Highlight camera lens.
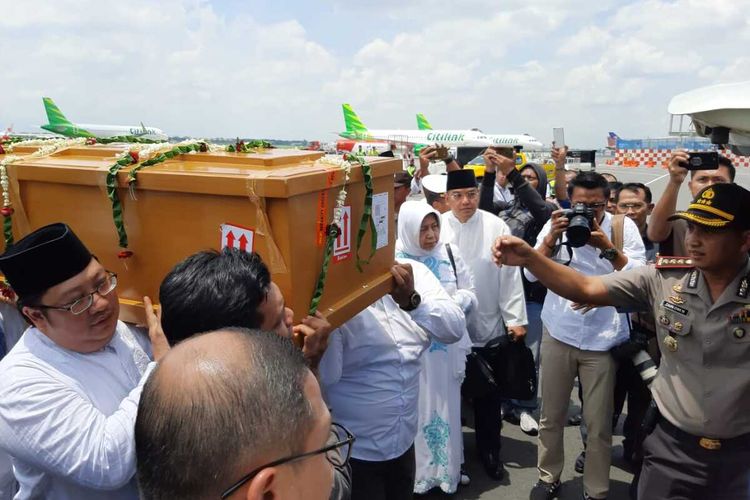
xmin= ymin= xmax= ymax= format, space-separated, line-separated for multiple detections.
xmin=566 ymin=215 xmax=591 ymax=247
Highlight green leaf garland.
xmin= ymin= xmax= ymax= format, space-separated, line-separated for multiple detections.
xmin=350 ymin=155 xmax=377 ymax=272
xmin=105 ymin=154 xmax=137 ymax=249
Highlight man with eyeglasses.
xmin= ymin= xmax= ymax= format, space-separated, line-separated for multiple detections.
xmin=612 ymin=182 xmax=659 ymax=497
xmin=0 ymin=222 xmax=168 ymax=499
xmin=527 ymin=172 xmax=646 ymax=500
xmin=136 ymin=328 xmax=350 ymax=500
xmin=615 ymin=183 xmax=657 ymax=265
xmin=440 ymin=168 xmax=528 ymax=480
xmin=648 ymin=152 xmax=735 ymax=256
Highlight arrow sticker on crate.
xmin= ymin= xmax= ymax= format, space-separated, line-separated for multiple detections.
xmin=333 ymin=205 xmax=352 ymax=263
xmin=221 ymin=223 xmax=255 ymax=254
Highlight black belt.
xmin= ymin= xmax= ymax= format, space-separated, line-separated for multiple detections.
xmin=657 ymin=417 xmax=750 ymax=451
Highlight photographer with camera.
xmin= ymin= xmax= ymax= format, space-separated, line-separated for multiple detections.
xmin=648 ymin=150 xmax=735 ymax=256
xmin=493 ymin=182 xmax=750 ymax=500
xmin=527 ymin=171 xmax=646 ymax=500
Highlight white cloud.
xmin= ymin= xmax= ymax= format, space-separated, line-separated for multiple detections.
xmin=1 ymin=0 xmax=749 ymax=147
xmin=557 ymin=26 xmax=612 ymax=56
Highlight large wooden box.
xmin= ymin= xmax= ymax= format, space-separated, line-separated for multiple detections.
xmin=3 ymin=145 xmax=400 ymax=327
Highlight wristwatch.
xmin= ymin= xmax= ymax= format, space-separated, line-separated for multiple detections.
xmin=400 ymin=291 xmax=422 ymax=311
xmin=600 ymin=248 xmax=618 ymax=261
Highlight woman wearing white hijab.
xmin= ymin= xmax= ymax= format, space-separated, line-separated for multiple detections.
xmin=397 ymin=200 xmax=476 ymax=494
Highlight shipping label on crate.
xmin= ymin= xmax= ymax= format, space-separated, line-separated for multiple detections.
xmin=333 ymin=205 xmax=352 ymax=263
xmin=220 ymin=223 xmax=255 ymax=253
xmin=372 ymin=192 xmax=389 ymax=250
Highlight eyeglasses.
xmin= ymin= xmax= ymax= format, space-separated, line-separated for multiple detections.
xmin=520 ymin=175 xmax=538 ymax=182
xmin=448 ymin=190 xmax=479 ymax=201
xmin=35 ymin=272 xmax=118 ymax=315
xmin=617 ymin=202 xmax=646 ymax=210
xmin=579 ymin=202 xmax=606 ymax=209
xmin=220 ymin=422 xmax=355 ymax=499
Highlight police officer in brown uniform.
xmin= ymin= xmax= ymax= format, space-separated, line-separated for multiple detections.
xmin=492 ymin=183 xmax=750 ymax=500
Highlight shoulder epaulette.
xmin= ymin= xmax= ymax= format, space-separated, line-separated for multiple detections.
xmin=654 ymin=255 xmax=694 ymax=269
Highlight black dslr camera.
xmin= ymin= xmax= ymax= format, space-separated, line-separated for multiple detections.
xmin=560 ymin=203 xmax=595 ymax=247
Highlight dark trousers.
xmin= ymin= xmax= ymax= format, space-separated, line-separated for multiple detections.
xmin=350 ymin=445 xmax=415 ymax=500
xmin=613 ymin=358 xmax=651 ymax=456
xmin=473 ymin=390 xmax=503 ymax=459
xmin=638 ymin=419 xmax=750 ymax=500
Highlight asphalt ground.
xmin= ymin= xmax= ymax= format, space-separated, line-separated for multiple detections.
xmin=413 ymin=162 xmax=750 ymax=499
xmin=592 ymin=161 xmax=750 ymax=208
xmin=418 ymin=388 xmax=634 ymax=500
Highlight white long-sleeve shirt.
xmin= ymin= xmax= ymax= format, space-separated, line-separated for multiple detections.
xmin=525 ymin=211 xmax=647 ymax=351
xmin=319 ymin=258 xmax=465 ymax=462
xmin=441 ymin=210 xmax=527 ymax=346
xmin=0 ymin=321 xmax=154 ymax=500
xmin=0 ymin=304 xmax=27 ymax=500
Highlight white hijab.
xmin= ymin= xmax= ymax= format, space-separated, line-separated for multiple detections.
xmin=396 ymin=200 xmax=442 ymax=258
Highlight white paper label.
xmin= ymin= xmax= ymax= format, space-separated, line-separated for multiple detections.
xmin=372 ymin=192 xmax=389 ymax=250
xmin=220 ymin=223 xmax=255 ymax=253
xmin=333 ymin=205 xmax=352 ymax=263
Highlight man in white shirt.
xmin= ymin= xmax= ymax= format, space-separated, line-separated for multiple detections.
xmin=0 ymin=302 xmax=27 ymax=499
xmin=0 ymin=223 xmax=167 ymax=499
xmin=440 ymin=168 xmax=528 ymax=480
xmin=319 ymin=260 xmax=465 ymax=500
xmin=526 ymin=172 xmax=646 ymax=500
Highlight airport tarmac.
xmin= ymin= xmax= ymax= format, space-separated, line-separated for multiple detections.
xmin=418 ymin=161 xmax=750 ymax=499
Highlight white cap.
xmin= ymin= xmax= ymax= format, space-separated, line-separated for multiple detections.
xmin=421 ymin=174 xmax=447 ymax=194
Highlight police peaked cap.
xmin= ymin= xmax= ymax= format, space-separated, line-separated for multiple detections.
xmin=669 ymin=184 xmax=750 ymax=230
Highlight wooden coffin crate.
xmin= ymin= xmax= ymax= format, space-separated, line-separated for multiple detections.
xmin=3 ymin=145 xmax=400 ymax=327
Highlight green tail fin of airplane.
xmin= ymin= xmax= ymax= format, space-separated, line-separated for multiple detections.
xmin=416 ymin=113 xmax=433 ymax=130
xmin=41 ymin=97 xmax=94 ymax=137
xmin=342 ymin=104 xmax=368 ymax=132
xmin=42 ymin=97 xmax=74 ymax=127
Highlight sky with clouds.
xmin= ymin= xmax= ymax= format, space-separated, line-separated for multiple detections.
xmin=1 ymin=0 xmax=749 ymax=148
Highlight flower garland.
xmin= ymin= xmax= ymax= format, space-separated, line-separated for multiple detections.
xmin=127 ymin=141 xmax=207 ymax=189
xmin=307 ymin=155 xmax=353 ymax=315
xmin=226 ymin=139 xmax=272 ymax=152
xmin=0 ymin=138 xmax=86 ymax=245
xmin=104 ymin=141 xmax=207 ymax=258
xmin=87 ymin=135 xmax=164 ymax=145
xmin=100 ymin=137 xmax=273 ymax=260
xmin=316 ymin=155 xmax=352 ymax=228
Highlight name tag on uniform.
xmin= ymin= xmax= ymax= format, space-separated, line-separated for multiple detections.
xmin=661 ymin=300 xmax=688 ymax=316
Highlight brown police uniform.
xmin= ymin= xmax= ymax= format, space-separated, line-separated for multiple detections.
xmin=598 ymin=184 xmax=750 ymax=500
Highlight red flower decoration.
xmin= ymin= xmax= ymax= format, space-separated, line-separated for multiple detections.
xmin=0 ymin=285 xmax=16 ymax=302
xmin=0 ymin=207 xmax=14 ymax=217
xmin=117 ymin=250 xmax=134 ymax=259
xmin=129 ymin=151 xmax=139 ymax=163
xmin=0 ymin=144 xmax=5 ymax=154
xmin=85 ymin=138 xmax=97 ymax=145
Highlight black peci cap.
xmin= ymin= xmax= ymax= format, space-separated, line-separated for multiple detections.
xmin=446 ymin=169 xmax=477 ymax=191
xmin=669 ymin=184 xmax=750 ymax=230
xmin=0 ymin=223 xmax=92 ymax=298
xmin=394 ymin=171 xmax=413 ymax=188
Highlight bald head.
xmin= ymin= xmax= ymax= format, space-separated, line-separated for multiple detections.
xmin=136 ymin=328 xmax=314 ymax=500
xmin=155 ymin=329 xmax=251 ymax=393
